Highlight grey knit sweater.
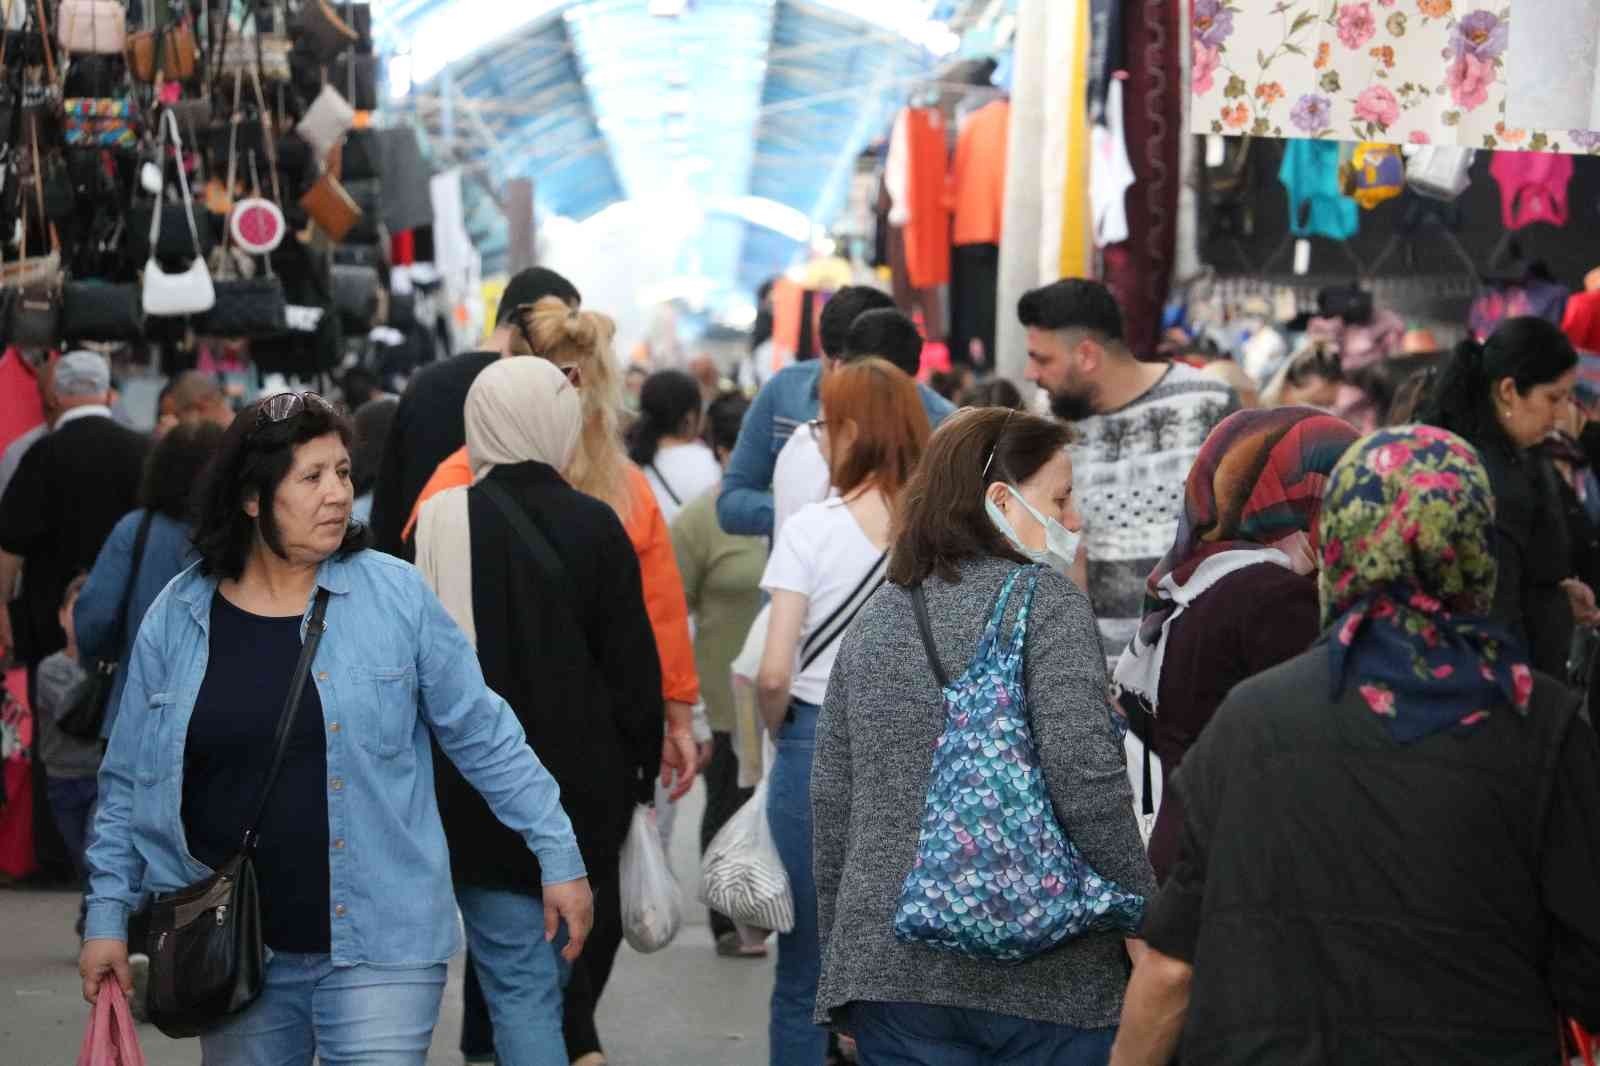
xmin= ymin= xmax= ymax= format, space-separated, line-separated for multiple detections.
xmin=812 ymin=555 xmax=1156 ymax=1029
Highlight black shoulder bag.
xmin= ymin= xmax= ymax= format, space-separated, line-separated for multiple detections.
xmin=59 ymin=511 xmax=155 ymax=740
xmin=145 ymin=588 xmax=330 ymax=1040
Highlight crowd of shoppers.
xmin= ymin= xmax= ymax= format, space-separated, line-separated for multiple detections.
xmin=0 ymin=265 xmax=1594 ymax=1066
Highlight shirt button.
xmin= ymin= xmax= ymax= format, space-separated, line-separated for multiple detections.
xmin=333 ymin=839 xmax=345 ymax=850
xmin=334 ymin=904 xmax=347 ymax=917
xmin=317 ymin=671 xmax=329 ymax=681
xmin=329 ymin=722 xmax=341 ymax=733
xmin=330 ymin=778 xmax=343 ymax=791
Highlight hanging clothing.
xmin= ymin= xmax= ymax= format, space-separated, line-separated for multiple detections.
xmin=903 ymin=108 xmax=952 ymax=291
xmin=1280 ymin=140 xmax=1358 ymax=241
xmin=950 ymin=243 xmax=1000 ymax=368
xmin=1090 ymin=78 xmax=1136 ymax=247
xmin=1489 ymin=151 xmax=1574 ymax=231
xmin=951 ymin=100 xmax=1010 ymax=247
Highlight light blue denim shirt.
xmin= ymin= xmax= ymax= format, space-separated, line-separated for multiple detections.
xmin=84 ymin=548 xmax=586 ymax=966
xmin=716 ymin=360 xmax=957 ymax=538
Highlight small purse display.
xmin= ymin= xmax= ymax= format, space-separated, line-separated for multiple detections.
xmin=56 ymin=0 xmax=124 ymax=55
xmin=142 ymin=109 xmax=215 ymax=316
xmin=295 ymin=82 xmax=354 ymax=163
xmin=145 ymin=590 xmax=329 ymax=1039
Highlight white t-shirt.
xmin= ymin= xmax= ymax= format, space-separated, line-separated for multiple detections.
xmin=643 ymin=441 xmax=721 ymax=528
xmin=772 ymin=423 xmax=834 ymax=540
xmin=761 ymin=498 xmax=888 ymax=707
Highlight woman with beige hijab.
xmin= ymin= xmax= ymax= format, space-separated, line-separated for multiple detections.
xmin=415 ymin=358 xmax=663 ymax=1066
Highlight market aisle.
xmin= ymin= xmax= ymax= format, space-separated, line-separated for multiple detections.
xmin=0 ymin=780 xmax=774 ymax=1065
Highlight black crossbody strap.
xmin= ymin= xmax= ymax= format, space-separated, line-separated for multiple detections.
xmin=243 ymin=587 xmax=329 ymax=850
xmin=114 ymin=510 xmax=156 ymax=649
xmin=800 ymin=551 xmax=887 ymax=670
xmin=477 ymin=478 xmax=576 ymax=604
xmin=648 ymin=463 xmax=681 ymax=507
xmin=910 ymin=583 xmax=950 ymax=690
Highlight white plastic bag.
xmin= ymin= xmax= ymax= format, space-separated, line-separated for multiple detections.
xmin=699 ymin=779 xmax=795 ymax=934
xmin=618 ymin=804 xmax=682 ymax=953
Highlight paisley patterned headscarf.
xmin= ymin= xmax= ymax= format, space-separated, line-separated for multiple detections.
xmin=1113 ymin=407 xmax=1359 ymax=725
xmin=1318 ymin=425 xmax=1533 ymax=742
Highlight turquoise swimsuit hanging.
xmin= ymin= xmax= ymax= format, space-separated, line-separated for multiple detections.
xmin=897 ymin=566 xmax=1145 ymax=963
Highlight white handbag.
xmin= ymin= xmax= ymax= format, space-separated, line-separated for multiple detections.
xmin=57 ymin=0 xmax=125 ymax=54
xmin=142 ymin=111 xmax=216 ymax=317
xmin=295 ymin=83 xmax=355 ymax=163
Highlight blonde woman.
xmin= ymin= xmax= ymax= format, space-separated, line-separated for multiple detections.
xmin=405 ymin=297 xmax=698 ymax=1065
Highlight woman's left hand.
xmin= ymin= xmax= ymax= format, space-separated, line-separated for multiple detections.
xmin=1561 ymin=578 xmax=1600 ymax=627
xmin=660 ymin=701 xmax=700 ymax=801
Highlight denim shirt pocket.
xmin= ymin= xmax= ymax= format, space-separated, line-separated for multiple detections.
xmin=136 ymin=692 xmax=178 ymax=786
xmin=345 ymin=665 xmax=418 ymax=759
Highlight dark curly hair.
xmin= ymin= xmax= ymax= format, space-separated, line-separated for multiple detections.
xmin=140 ymin=421 xmax=226 ymax=523
xmin=191 ymin=396 xmax=369 ymax=579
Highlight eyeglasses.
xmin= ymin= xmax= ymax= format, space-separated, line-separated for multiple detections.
xmin=981 ymin=409 xmax=1015 ymax=479
xmin=807 ymin=418 xmax=827 ymax=433
xmin=256 ymin=391 xmax=336 ymax=430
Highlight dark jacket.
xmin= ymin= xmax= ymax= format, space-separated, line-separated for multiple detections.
xmin=1477 ymin=439 xmax=1574 ymax=677
xmin=1143 ymin=649 xmax=1600 ymax=1064
xmin=431 ymin=462 xmax=663 ymax=894
xmin=0 ymin=413 xmax=147 ymax=665
xmin=366 ymin=351 xmax=496 ymax=555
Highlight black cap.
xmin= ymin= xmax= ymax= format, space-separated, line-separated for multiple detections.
xmin=494 ymin=267 xmax=583 ymax=327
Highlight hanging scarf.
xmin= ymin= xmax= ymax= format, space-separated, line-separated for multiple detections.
xmin=1319 ymin=426 xmax=1533 ymax=743
xmin=1113 ymin=407 xmax=1359 ymax=727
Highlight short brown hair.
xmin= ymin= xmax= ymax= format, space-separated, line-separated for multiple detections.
xmin=819 ymin=357 xmax=930 ymax=498
xmin=888 ymin=407 xmax=1074 ymax=586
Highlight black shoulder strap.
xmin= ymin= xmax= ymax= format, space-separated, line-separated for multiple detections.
xmin=114 ymin=510 xmax=157 ymax=646
xmin=910 ymin=583 xmax=950 ymax=690
xmin=800 ymin=550 xmax=887 ymax=670
xmin=243 ymin=587 xmax=330 ymax=851
xmin=476 ymin=477 xmax=575 ymax=604
xmin=648 ymin=463 xmax=681 ymax=507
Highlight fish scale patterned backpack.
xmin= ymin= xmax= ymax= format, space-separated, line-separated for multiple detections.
xmin=895 ymin=566 xmax=1145 ymax=962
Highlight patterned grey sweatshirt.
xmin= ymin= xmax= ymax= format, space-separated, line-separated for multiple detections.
xmin=812 ymin=555 xmax=1156 ymax=1029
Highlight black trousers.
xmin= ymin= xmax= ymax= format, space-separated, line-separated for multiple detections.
xmin=700 ymin=731 xmax=753 ymax=940
xmin=459 ymin=865 xmax=623 ymax=1062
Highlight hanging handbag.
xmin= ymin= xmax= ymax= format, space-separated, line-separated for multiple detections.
xmin=297 ymin=167 xmax=359 ymax=241
xmin=294 ymin=81 xmax=353 ymax=163
xmin=61 ymin=96 xmax=136 ymax=147
xmin=142 ymin=109 xmax=215 ymax=316
xmin=125 ymin=2 xmax=195 ymax=84
xmin=145 ymin=589 xmax=329 ymax=1040
xmin=18 ymin=0 xmax=61 ymax=143
xmin=200 ymin=139 xmax=286 ymax=338
xmin=329 ymin=260 xmax=377 ymax=331
xmin=56 ymin=0 xmax=124 ymax=55
xmin=330 ymin=51 xmax=375 ymax=111
xmin=375 ymin=126 xmax=432 ymax=233
xmin=2 ymin=121 xmax=63 ymax=346
xmin=341 ymin=175 xmax=380 ymax=243
xmin=58 ymin=512 xmax=152 ymax=740
xmin=62 ymin=276 xmax=144 ymax=340
xmin=339 ymin=127 xmax=378 ymax=182
xmin=293 ymin=0 xmax=355 ymax=63
xmin=61 ymin=50 xmax=121 ymax=96
xmin=220 ymin=69 xmax=285 ymax=254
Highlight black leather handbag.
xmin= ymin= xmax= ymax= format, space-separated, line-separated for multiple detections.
xmin=62 ymin=277 xmax=144 ymax=341
xmin=330 ymin=261 xmax=377 ymax=331
xmin=146 ymin=589 xmax=329 ymax=1039
xmin=197 ymin=274 xmax=287 ymax=337
xmin=58 ymin=511 xmax=152 ymax=740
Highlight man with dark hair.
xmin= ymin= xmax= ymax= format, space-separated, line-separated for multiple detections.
xmin=844 ymin=308 xmax=925 ymax=377
xmin=718 ymin=286 xmax=955 ymax=537
xmin=367 ymin=267 xmax=582 ymax=554
xmin=1018 ymin=279 xmax=1238 ymax=665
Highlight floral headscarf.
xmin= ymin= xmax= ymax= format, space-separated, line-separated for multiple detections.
xmin=1319 ymin=425 xmax=1533 ymax=743
xmin=1112 ymin=408 xmax=1359 ymax=726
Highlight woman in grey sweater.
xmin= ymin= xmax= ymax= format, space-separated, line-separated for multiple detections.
xmin=813 ymin=407 xmax=1156 ymax=1064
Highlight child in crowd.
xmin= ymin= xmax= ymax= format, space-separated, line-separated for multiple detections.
xmin=35 ymin=574 xmax=102 ymax=922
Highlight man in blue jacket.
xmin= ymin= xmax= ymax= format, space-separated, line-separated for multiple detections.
xmin=717 ymin=287 xmax=957 ymax=537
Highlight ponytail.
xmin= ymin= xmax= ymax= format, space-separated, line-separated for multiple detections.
xmin=627 ymin=369 xmax=703 ymax=467
xmin=1419 ymin=319 xmax=1576 ymax=448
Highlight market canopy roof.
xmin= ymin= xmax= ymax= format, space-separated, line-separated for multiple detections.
xmin=374 ymin=0 xmax=1003 ymax=304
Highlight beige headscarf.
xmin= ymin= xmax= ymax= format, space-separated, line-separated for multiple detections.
xmin=415 ymin=358 xmax=582 ymax=645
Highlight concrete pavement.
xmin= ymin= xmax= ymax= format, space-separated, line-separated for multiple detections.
xmin=0 ymin=782 xmax=776 ymax=1065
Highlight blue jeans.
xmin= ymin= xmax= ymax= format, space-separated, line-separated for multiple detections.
xmin=46 ymin=775 xmax=97 ymax=881
xmin=199 ymin=954 xmax=446 ymax=1065
xmin=768 ymin=699 xmax=827 ymax=1066
xmin=457 ymin=885 xmax=572 ymax=1066
xmin=850 ymin=1001 xmax=1117 ymax=1066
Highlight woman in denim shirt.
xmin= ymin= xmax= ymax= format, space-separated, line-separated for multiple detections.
xmin=78 ymin=394 xmax=593 ymax=1066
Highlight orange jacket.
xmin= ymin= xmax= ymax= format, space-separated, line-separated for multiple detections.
xmin=404 ymin=449 xmax=701 ymax=707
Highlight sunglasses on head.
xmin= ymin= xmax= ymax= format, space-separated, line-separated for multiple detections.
xmin=255 ymin=391 xmax=337 ymax=430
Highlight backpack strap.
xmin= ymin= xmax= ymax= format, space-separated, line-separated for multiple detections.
xmin=910 ymin=583 xmax=950 ymax=690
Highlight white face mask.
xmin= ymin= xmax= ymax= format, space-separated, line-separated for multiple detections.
xmin=986 ymin=484 xmax=1081 ymax=575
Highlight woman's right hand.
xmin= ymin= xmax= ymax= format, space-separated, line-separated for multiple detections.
xmin=79 ymin=938 xmax=132 ymax=1006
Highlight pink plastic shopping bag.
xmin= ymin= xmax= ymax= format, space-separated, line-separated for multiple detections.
xmin=77 ymin=981 xmax=146 ymax=1066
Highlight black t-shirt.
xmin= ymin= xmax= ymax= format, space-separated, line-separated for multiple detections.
xmin=0 ymin=414 xmax=148 ymax=665
xmin=366 ymin=351 xmax=497 ymax=555
xmin=182 ymin=592 xmax=331 ymax=954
